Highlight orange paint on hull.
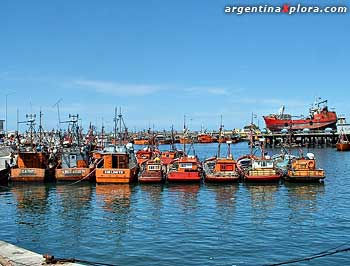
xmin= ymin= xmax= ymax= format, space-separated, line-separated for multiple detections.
xmin=167 ymin=171 xmax=201 ymax=182
xmin=11 ymin=168 xmax=46 ymax=182
xmin=56 ymin=168 xmax=93 ymax=182
xmin=96 ymin=167 xmax=138 ymax=183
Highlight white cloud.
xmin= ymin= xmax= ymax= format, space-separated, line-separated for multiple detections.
xmin=72 ymin=79 xmax=164 ymax=96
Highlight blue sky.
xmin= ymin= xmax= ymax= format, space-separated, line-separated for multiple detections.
xmin=1 ymin=0 xmax=349 ymax=132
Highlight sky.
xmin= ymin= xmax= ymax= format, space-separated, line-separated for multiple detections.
xmin=1 ymin=0 xmax=349 ymax=132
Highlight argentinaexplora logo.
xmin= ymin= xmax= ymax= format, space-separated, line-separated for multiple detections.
xmin=224 ymin=4 xmax=348 ymax=15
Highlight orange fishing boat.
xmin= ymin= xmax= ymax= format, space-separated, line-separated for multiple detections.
xmin=95 ymin=108 xmax=139 ymax=184
xmin=197 ymin=133 xmax=213 ymax=143
xmin=11 ymin=113 xmax=56 ymax=182
xmin=204 ymin=119 xmax=239 ymax=182
xmin=138 ymin=158 xmax=164 ymax=183
xmin=56 ymin=114 xmax=95 ymax=182
xmin=11 ymin=151 xmax=55 ymax=182
xmin=336 ymin=130 xmax=350 ymax=151
xmin=285 ymin=153 xmax=325 ymax=182
xmin=134 ymin=138 xmax=149 ymax=145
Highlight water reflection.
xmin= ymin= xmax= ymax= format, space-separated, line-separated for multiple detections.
xmin=139 ymin=184 xmax=164 ymax=210
xmin=285 ymin=182 xmax=325 ymax=224
xmin=245 ymin=183 xmax=280 ymax=224
xmin=95 ymin=184 xmax=132 ymax=213
xmin=167 ymin=184 xmax=200 ymax=212
xmin=11 ymin=183 xmax=51 ymax=215
xmin=205 ymin=183 xmax=238 ymax=221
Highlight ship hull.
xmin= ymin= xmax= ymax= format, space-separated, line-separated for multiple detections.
xmin=10 ymin=168 xmax=54 ymax=182
xmin=167 ymin=171 xmax=201 ymax=182
xmin=285 ymin=170 xmax=325 ymax=182
xmin=95 ymin=167 xmax=138 ymax=183
xmin=336 ymin=143 xmax=350 ymax=151
xmin=244 ymin=174 xmax=281 ymax=182
xmin=205 ymin=174 xmax=240 ymax=182
xmin=56 ymin=168 xmax=94 ymax=182
xmin=264 ymin=114 xmax=337 ymax=132
xmin=139 ymin=171 xmax=164 ymax=183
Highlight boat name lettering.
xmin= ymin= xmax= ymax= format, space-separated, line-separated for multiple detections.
xmin=104 ymin=170 xmax=125 ymax=174
xmin=63 ymin=169 xmax=85 ymax=175
xmin=20 ymin=169 xmax=36 ymax=175
xmin=179 ymin=163 xmax=193 ymax=169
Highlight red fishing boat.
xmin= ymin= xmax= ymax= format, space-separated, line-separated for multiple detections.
xmin=167 ymin=156 xmax=202 ymax=182
xmin=263 ymin=98 xmax=337 ymax=132
xmin=167 ymin=116 xmax=202 ymax=182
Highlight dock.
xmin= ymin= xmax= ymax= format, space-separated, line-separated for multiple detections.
xmin=260 ymin=131 xmax=339 ymax=148
xmin=0 ymin=241 xmax=83 ymax=266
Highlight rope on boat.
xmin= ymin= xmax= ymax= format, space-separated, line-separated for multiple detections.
xmin=67 ymin=158 xmax=104 ymax=186
xmin=263 ymin=241 xmax=350 ymax=266
xmin=43 ymin=253 xmax=119 ymax=266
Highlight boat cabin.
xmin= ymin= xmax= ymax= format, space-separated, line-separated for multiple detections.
xmin=176 ymin=157 xmax=199 ymax=172
xmin=214 ymin=158 xmax=236 ymax=172
xmin=291 ymin=159 xmax=316 ymax=170
xmin=17 ymin=152 xmax=47 ymax=169
xmin=61 ymin=150 xmax=88 ymax=169
xmin=252 ymin=159 xmax=274 ymax=170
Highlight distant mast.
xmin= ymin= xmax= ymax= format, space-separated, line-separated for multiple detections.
xmin=218 ymin=115 xmax=223 ymax=158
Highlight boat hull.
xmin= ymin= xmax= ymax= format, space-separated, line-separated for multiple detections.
xmin=244 ymin=174 xmax=281 ymax=182
xmin=264 ymin=113 xmax=337 ymax=132
xmin=0 ymin=168 xmax=10 ymax=184
xmin=11 ymin=168 xmax=47 ymax=182
xmin=167 ymin=171 xmax=201 ymax=182
xmin=138 ymin=171 xmax=164 ymax=183
xmin=95 ymin=167 xmax=138 ymax=183
xmin=285 ymin=170 xmax=325 ymax=182
xmin=336 ymin=143 xmax=350 ymax=151
xmin=205 ymin=174 xmax=240 ymax=182
xmin=56 ymin=168 xmax=94 ymax=182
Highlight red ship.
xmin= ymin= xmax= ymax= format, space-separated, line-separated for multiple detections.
xmin=263 ymin=98 xmax=337 ymax=131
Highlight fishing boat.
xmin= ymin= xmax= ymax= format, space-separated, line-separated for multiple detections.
xmin=138 ymin=157 xmax=165 ymax=183
xmin=56 ymin=114 xmax=94 ymax=182
xmin=11 ymin=113 xmax=57 ymax=182
xmin=285 ymin=153 xmax=325 ymax=182
xmin=237 ymin=126 xmax=281 ymax=182
xmin=167 ymin=117 xmax=202 ymax=182
xmin=336 ymin=129 xmax=350 ymax=151
xmin=203 ymin=117 xmax=239 ymax=182
xmin=264 ymin=97 xmax=337 ymax=132
xmin=95 ymin=108 xmax=138 ymax=184
xmin=197 ymin=133 xmax=213 ymax=143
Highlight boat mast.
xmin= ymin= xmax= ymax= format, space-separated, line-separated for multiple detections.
xmin=38 ymin=110 xmax=43 ymax=147
xmin=218 ymin=115 xmax=223 ymax=158
xmin=250 ymin=113 xmax=254 ymax=155
xmin=118 ymin=107 xmax=123 ymax=146
xmin=183 ymin=115 xmax=186 ymax=155
xmin=114 ymin=107 xmax=118 ymax=151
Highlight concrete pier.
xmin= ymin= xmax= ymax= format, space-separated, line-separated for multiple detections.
xmin=0 ymin=241 xmax=83 ymax=266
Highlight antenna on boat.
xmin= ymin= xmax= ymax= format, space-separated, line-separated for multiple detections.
xmin=52 ymin=98 xmax=63 ymax=130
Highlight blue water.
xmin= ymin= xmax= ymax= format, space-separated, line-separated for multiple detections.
xmin=1 ymin=142 xmax=350 ymax=266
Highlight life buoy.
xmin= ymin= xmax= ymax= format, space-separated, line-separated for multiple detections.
xmin=308 ymin=160 xmax=315 ymax=169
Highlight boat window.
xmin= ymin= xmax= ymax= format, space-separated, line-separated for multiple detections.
xmin=148 ymin=165 xmax=161 ymax=171
xmin=180 ymin=163 xmax=193 ymax=169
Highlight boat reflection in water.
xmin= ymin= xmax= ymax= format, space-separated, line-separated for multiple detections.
xmin=167 ymin=184 xmax=200 ymax=212
xmin=139 ymin=184 xmax=164 ymax=210
xmin=12 ymin=183 xmax=51 ymax=215
xmin=95 ymin=184 xmax=132 ymax=213
xmin=285 ymin=182 xmax=325 ymax=220
xmin=244 ymin=183 xmax=280 ymax=224
xmin=205 ymin=183 xmax=239 ymax=221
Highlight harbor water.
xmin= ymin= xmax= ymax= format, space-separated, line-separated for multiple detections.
xmin=1 ymin=142 xmax=350 ymax=266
